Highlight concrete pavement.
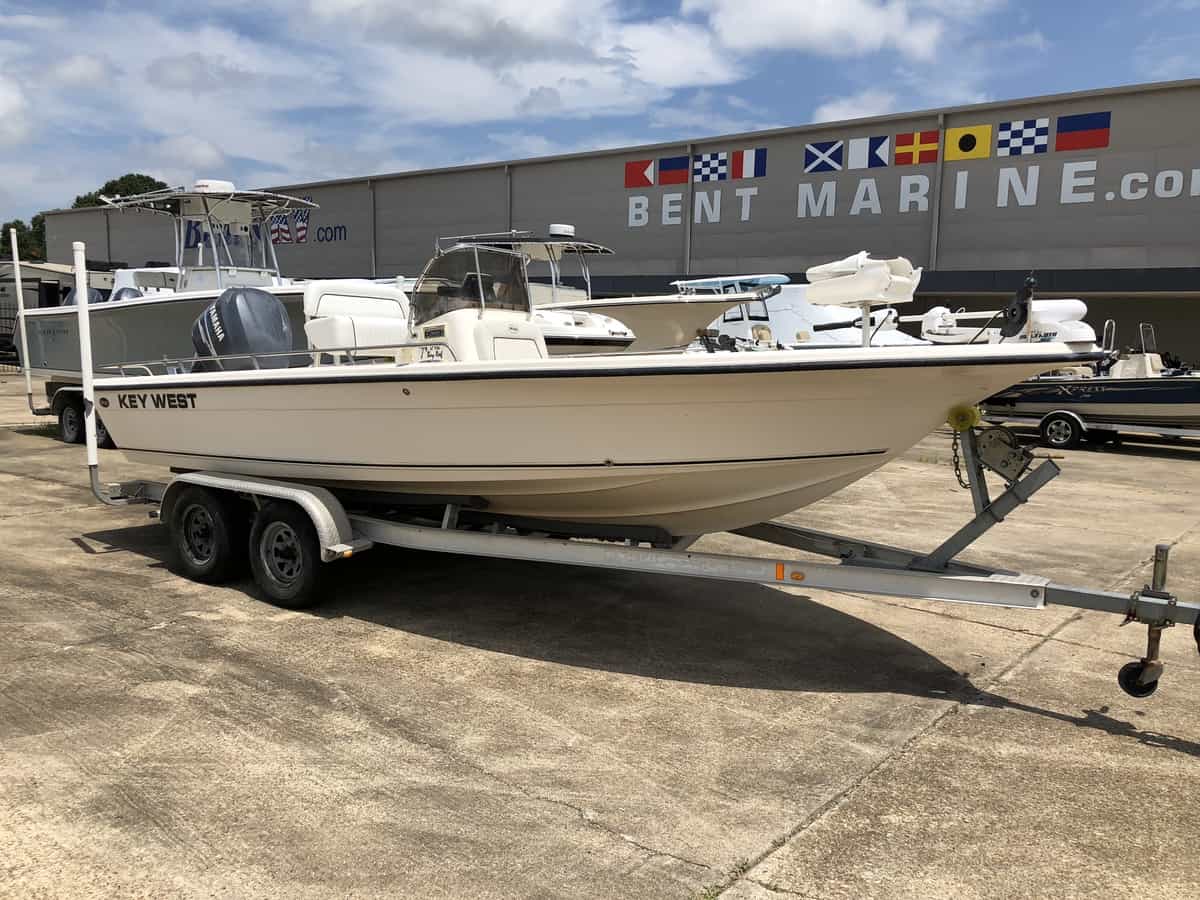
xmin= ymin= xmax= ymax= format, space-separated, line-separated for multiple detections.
xmin=2 ymin=372 xmax=1198 ymax=899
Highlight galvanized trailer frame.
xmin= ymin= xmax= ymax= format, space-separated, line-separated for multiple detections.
xmin=61 ymin=240 xmax=1199 ymax=698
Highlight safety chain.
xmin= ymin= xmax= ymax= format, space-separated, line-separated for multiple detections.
xmin=950 ymin=431 xmax=971 ymax=489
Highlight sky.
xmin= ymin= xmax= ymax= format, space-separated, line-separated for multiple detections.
xmin=1 ymin=0 xmax=1198 ymax=221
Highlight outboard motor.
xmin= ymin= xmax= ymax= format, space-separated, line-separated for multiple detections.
xmin=191 ymin=287 xmax=293 ymax=371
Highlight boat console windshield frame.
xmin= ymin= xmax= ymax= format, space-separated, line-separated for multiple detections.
xmin=435 ymin=230 xmax=614 ymax=305
xmin=409 ymin=243 xmax=534 ymax=328
xmin=99 ymin=184 xmax=317 ymax=292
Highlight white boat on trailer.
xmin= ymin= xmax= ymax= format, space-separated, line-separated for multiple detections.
xmin=90 ymin=237 xmax=1099 ymax=537
xmin=60 ymin=240 xmax=1200 ymax=700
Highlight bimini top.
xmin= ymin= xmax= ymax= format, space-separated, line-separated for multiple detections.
xmin=436 ymin=228 xmax=614 ymax=263
xmin=99 ymin=179 xmax=317 ymax=222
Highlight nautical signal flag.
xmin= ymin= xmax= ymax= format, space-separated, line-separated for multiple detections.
xmin=804 ymin=140 xmax=843 ymax=173
xmin=944 ymin=124 xmax=992 ymax=161
xmin=730 ymin=147 xmax=767 ymax=179
xmin=624 ymin=159 xmax=654 ymax=188
xmin=658 ymin=155 xmax=690 ymax=185
xmin=847 ymin=135 xmax=889 ymax=169
xmin=997 ymin=118 xmax=1049 ymax=156
xmin=1055 ymin=111 xmax=1111 ymax=151
xmin=894 ymin=130 xmax=939 ymax=165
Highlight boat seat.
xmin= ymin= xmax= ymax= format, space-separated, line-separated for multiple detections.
xmin=805 ymin=251 xmax=921 ymax=307
xmin=111 ymin=286 xmax=144 ymax=302
xmin=304 ymin=314 xmax=411 ymax=359
xmin=1110 ymin=353 xmax=1164 ymax=379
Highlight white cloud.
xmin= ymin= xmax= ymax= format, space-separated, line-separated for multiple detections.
xmin=0 ymin=75 xmax=29 ymax=146
xmin=146 ymin=135 xmax=227 ymax=170
xmin=48 ymin=54 xmax=117 ymax=87
xmin=682 ymin=0 xmax=946 ymax=61
xmin=812 ymin=88 xmax=899 ymax=123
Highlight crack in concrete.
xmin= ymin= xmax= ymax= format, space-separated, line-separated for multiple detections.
xmin=743 ymin=877 xmax=822 ymax=898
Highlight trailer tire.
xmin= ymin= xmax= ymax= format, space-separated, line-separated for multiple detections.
xmin=249 ymin=501 xmax=324 ymax=610
xmin=95 ymin=416 xmax=115 ymax=449
xmin=58 ymin=398 xmax=84 ymax=444
xmin=1040 ymin=413 xmax=1082 ymax=450
xmin=168 ymin=486 xmax=243 ymax=584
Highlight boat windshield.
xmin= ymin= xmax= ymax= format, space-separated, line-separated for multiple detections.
xmin=410 ymin=246 xmax=530 ymax=327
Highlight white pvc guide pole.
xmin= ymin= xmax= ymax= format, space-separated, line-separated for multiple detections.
xmin=8 ymin=227 xmax=35 ymax=411
xmin=73 ymin=241 xmax=99 ymax=469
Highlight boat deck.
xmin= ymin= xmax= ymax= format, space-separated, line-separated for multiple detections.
xmin=1 ymin=372 xmax=1199 ymax=898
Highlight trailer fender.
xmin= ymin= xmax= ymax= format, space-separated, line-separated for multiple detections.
xmin=47 ymin=384 xmax=82 ymax=415
xmin=161 ymin=473 xmax=373 ymax=562
xmin=1041 ymin=409 xmax=1087 ymax=432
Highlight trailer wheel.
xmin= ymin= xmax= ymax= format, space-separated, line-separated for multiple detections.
xmin=249 ymin=501 xmax=324 ymax=609
xmin=58 ymin=399 xmax=84 ymax=444
xmin=1040 ymin=413 xmax=1082 ymax=450
xmin=168 ymin=486 xmax=242 ymax=583
xmin=1117 ymin=660 xmax=1159 ymax=698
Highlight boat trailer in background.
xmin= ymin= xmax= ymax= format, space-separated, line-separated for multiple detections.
xmin=64 ymin=240 xmax=1200 ymax=700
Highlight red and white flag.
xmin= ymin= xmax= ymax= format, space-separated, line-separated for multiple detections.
xmin=729 ymin=148 xmax=767 ymax=180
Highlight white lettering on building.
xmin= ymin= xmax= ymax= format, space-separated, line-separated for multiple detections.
xmin=1154 ymin=169 xmax=1184 ymax=198
xmin=997 ymin=166 xmax=1039 ymax=207
xmin=734 ymin=186 xmax=758 ymax=221
xmin=1060 ymin=160 xmax=1096 ymax=204
xmin=662 ymin=192 xmax=683 ymax=226
xmin=627 ymin=195 xmax=648 ymax=227
xmin=849 ymin=178 xmax=881 ymax=216
xmin=797 ymin=182 xmax=836 ymax=218
xmin=694 ymin=190 xmax=721 ymax=224
xmin=954 ymin=171 xmax=969 ymax=210
xmin=898 ymin=174 xmax=929 ymax=213
xmin=1120 ymin=172 xmax=1149 ymax=200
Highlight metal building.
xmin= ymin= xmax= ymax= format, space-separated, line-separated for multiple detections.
xmin=43 ymin=78 xmax=1200 ymax=350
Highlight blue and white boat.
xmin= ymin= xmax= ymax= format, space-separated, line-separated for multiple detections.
xmin=983 ymin=323 xmax=1200 ymax=447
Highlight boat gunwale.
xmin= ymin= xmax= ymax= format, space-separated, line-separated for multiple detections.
xmin=91 ymin=347 xmax=1107 ymax=391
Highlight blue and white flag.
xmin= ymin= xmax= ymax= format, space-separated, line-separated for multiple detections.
xmin=804 ymin=140 xmax=843 ymax=173
xmin=846 ymin=135 xmax=889 ymax=169
xmin=997 ymin=118 xmax=1049 ymax=156
xmin=693 ymin=152 xmax=729 ymax=182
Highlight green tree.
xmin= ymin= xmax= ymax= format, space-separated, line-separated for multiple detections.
xmin=72 ymin=173 xmax=168 ymax=208
xmin=0 ymin=216 xmax=45 ymax=260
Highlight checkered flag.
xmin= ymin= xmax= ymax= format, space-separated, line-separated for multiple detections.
xmin=997 ymin=118 xmax=1049 ymax=156
xmin=693 ymin=152 xmax=728 ymax=182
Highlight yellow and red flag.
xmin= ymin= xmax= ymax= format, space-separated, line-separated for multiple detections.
xmin=894 ymin=130 xmax=939 ymax=165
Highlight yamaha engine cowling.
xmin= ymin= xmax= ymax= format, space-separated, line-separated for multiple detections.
xmin=192 ymin=287 xmax=293 ymax=371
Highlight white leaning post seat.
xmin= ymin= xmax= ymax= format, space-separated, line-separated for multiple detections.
xmin=804 ymin=251 xmax=922 ymax=307
xmin=302 ymin=279 xmax=412 ymax=360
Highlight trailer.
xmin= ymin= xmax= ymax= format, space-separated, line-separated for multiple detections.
xmin=59 ymin=238 xmax=1200 ymax=700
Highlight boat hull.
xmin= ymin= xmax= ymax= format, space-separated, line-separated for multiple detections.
xmin=984 ymin=376 xmax=1200 ymax=430
xmin=94 ymin=347 xmax=1092 ymax=535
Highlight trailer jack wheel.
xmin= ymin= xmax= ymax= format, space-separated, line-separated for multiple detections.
xmin=1118 ymin=660 xmax=1161 ymax=698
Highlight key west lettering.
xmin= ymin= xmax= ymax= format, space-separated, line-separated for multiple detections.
xmin=117 ymin=392 xmax=199 ymax=409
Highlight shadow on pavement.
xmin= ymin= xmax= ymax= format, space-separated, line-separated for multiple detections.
xmin=82 ymin=524 xmax=1200 ymax=756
